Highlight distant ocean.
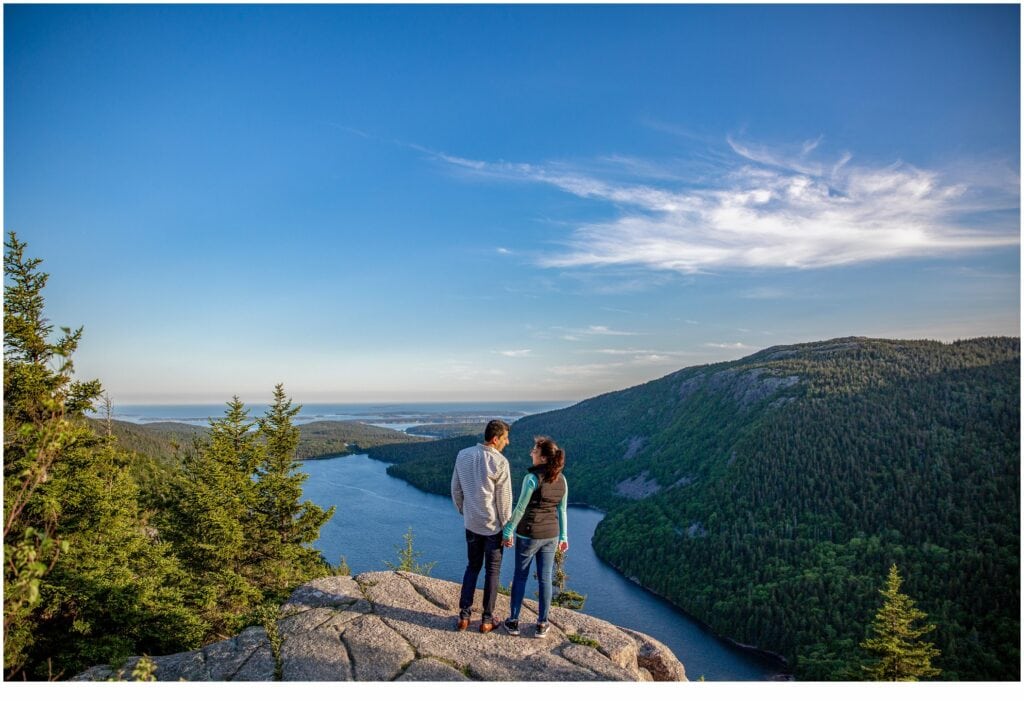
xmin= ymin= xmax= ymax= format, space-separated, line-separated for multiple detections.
xmin=100 ymin=401 xmax=575 ymax=429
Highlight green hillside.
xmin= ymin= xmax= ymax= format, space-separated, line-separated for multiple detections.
xmin=86 ymin=418 xmax=203 ymax=464
xmin=295 ymin=420 xmax=427 ymax=458
xmin=371 ymin=336 xmax=1020 ymax=680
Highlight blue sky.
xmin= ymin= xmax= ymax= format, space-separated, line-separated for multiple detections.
xmin=4 ymin=4 xmax=1020 ymax=403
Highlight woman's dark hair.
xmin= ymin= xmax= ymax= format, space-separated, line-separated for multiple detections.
xmin=533 ymin=436 xmax=565 ymax=483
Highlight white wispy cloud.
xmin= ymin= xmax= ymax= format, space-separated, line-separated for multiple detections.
xmin=335 ymin=124 xmax=370 ymax=138
xmin=497 ymin=247 xmax=512 ymax=255
xmin=429 ymin=136 xmax=1019 ymax=273
xmin=496 ymin=349 xmax=532 ymax=357
xmin=548 ymin=349 xmax=695 ymax=377
xmin=554 ymin=269 xmax=677 ymax=295
xmin=705 ymin=342 xmax=757 ymax=350
xmin=550 ymin=325 xmax=642 ymax=338
xmin=590 ymin=348 xmax=660 ymax=355
xmin=589 ymin=348 xmax=697 ymax=358
xmin=583 ymin=325 xmax=640 ymax=336
xmin=726 ymin=135 xmax=824 ymax=176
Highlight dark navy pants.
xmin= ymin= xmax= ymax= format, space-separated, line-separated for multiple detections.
xmin=458 ymin=529 xmax=504 ymax=621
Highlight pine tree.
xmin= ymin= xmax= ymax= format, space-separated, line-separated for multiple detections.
xmin=551 ymin=548 xmax=586 ymax=610
xmin=4 ymin=232 xmax=202 ymax=678
xmin=28 ymin=437 xmax=204 ymax=678
xmin=253 ymin=384 xmax=335 ymax=592
xmin=861 ymin=564 xmax=942 ymax=681
xmin=161 ymin=397 xmax=265 ymax=638
xmin=384 ymin=526 xmax=435 ymax=575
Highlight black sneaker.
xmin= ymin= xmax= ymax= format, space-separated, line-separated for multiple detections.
xmin=535 ymin=622 xmax=549 ymax=638
xmin=503 ymin=619 xmax=520 ymax=636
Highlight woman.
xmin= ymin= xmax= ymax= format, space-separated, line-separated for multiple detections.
xmin=501 ymin=436 xmax=568 ymax=638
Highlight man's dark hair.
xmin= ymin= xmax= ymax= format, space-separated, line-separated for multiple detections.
xmin=484 ymin=419 xmax=510 ymax=442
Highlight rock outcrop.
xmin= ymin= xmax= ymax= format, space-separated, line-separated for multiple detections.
xmin=73 ymin=570 xmax=686 ymax=682
xmin=615 ymin=470 xmax=662 ymax=499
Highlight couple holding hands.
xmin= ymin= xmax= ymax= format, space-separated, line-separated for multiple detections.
xmin=451 ymin=419 xmax=569 ymax=638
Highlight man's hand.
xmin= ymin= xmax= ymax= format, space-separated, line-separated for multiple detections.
xmin=502 ymin=537 xmax=514 ymax=548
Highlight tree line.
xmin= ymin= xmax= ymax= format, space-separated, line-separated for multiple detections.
xmin=3 ymin=232 xmax=335 ymax=679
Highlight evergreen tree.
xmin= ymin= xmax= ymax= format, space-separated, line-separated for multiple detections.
xmin=384 ymin=526 xmax=434 ymax=575
xmin=4 ymin=233 xmax=202 ymax=678
xmin=861 ymin=564 xmax=942 ymax=681
xmin=3 ymin=231 xmax=82 ymax=673
xmin=26 ymin=436 xmax=204 ymax=678
xmin=160 ymin=397 xmax=265 ymax=638
xmin=252 ymin=384 xmax=335 ymax=592
xmin=551 ymin=548 xmax=586 ymax=610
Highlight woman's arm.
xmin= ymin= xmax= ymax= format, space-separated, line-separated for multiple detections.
xmin=502 ymin=473 xmax=538 ymax=541
xmin=557 ymin=478 xmax=569 ymax=549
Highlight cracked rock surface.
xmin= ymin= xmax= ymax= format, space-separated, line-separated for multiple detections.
xmin=72 ymin=571 xmax=686 ymax=682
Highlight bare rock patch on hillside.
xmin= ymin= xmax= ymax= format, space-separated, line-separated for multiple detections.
xmin=616 ymin=471 xmax=662 ymax=499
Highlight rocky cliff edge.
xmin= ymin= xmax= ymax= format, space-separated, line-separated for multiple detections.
xmin=73 ymin=570 xmax=686 ymax=682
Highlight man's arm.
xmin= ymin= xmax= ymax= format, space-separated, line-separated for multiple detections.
xmin=451 ymin=464 xmax=464 ymax=514
xmin=493 ymin=457 xmax=513 ymax=526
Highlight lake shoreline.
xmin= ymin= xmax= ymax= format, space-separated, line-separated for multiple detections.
xmin=564 ymin=504 xmax=793 ymax=678
xmin=375 ymin=473 xmax=793 ymax=678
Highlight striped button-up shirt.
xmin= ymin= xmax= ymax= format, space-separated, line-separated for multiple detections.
xmin=451 ymin=443 xmax=512 ymax=536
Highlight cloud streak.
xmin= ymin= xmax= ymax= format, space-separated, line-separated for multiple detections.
xmin=496 ymin=349 xmax=532 ymax=357
xmin=583 ymin=325 xmax=638 ymax=336
xmin=430 ymin=136 xmax=1019 ymax=273
xmin=548 ymin=348 xmax=699 ymax=378
xmin=705 ymin=342 xmax=757 ymax=350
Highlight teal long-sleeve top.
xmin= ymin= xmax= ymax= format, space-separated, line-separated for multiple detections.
xmin=501 ymin=473 xmax=568 ymax=543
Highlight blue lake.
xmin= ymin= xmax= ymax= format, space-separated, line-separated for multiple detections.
xmin=302 ymin=453 xmax=787 ymax=681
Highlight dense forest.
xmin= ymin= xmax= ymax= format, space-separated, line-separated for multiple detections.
xmin=371 ymin=337 xmax=1020 ymax=680
xmin=3 ymin=234 xmax=337 ymax=680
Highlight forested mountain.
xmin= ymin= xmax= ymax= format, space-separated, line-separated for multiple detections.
xmin=371 ymin=337 xmax=1020 ymax=680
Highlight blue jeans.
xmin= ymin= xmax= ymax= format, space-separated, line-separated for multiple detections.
xmin=458 ymin=529 xmax=504 ymax=621
xmin=508 ymin=535 xmax=558 ymax=623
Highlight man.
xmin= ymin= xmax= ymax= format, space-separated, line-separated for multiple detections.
xmin=451 ymin=419 xmax=512 ymax=633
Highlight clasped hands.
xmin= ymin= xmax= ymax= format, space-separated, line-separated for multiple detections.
xmin=500 ymin=536 xmax=569 ymax=552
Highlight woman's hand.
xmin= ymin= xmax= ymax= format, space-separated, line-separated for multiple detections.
xmin=558 ymin=541 xmax=569 ymax=553
xmin=502 ymin=537 xmax=514 ymax=548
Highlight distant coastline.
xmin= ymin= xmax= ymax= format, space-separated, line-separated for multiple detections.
xmin=97 ymin=401 xmax=575 ymax=428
